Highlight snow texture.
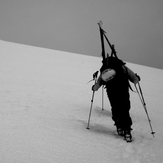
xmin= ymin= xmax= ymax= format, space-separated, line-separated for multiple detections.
xmin=0 ymin=40 xmax=163 ymax=163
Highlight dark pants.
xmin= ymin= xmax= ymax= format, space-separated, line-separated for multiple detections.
xmin=107 ymin=89 xmax=132 ymax=130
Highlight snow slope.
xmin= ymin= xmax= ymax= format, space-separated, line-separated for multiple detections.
xmin=0 ymin=40 xmax=163 ymax=163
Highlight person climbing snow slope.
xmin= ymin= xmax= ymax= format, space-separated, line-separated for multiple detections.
xmin=92 ymin=56 xmax=140 ymax=142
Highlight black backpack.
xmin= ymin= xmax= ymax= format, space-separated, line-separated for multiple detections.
xmin=100 ymin=56 xmax=134 ymax=91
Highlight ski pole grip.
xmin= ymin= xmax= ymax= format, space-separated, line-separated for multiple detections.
xmin=93 ymin=71 xmax=99 ymax=80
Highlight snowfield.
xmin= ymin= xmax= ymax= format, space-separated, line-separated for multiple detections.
xmin=0 ymin=40 xmax=163 ymax=163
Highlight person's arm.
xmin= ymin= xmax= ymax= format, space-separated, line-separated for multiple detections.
xmin=92 ymin=74 xmax=103 ymax=91
xmin=123 ymin=66 xmax=140 ymax=84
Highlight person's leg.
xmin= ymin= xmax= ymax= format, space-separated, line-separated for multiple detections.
xmin=121 ymin=103 xmax=133 ymax=142
xmin=111 ymin=101 xmax=132 ymax=139
xmin=111 ymin=107 xmax=124 ymax=136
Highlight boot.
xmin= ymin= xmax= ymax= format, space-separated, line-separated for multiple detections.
xmin=117 ymin=127 xmax=124 ymax=136
xmin=124 ymin=129 xmax=132 ymax=142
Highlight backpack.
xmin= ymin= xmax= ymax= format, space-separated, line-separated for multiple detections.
xmin=100 ymin=56 xmax=135 ymax=91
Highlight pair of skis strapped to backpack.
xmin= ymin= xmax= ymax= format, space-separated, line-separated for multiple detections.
xmin=98 ymin=21 xmax=118 ymax=61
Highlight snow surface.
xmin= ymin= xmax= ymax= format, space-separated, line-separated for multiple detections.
xmin=0 ymin=40 xmax=163 ymax=163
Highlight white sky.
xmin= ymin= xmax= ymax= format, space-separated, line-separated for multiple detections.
xmin=0 ymin=0 xmax=163 ymax=69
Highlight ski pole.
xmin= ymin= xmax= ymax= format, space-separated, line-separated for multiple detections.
xmin=87 ymin=71 xmax=98 ymax=129
xmin=102 ymin=86 xmax=104 ymax=111
xmin=134 ymin=83 xmax=155 ymax=137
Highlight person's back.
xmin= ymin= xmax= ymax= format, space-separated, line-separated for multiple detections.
xmin=105 ymin=68 xmax=130 ymax=108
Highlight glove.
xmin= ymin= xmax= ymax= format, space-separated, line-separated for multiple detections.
xmin=135 ymin=73 xmax=141 ymax=81
xmin=92 ymin=84 xmax=99 ymax=91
